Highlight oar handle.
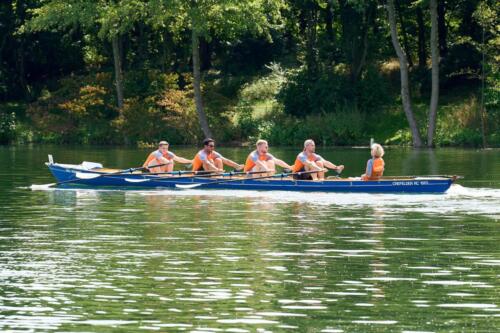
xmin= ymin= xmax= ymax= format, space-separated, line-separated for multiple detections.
xmin=205 ymin=169 xmax=328 ymax=185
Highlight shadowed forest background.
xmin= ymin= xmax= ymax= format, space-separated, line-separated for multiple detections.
xmin=0 ymin=0 xmax=498 ymax=147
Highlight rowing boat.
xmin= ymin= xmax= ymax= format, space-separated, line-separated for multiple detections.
xmin=40 ymin=158 xmax=459 ymax=193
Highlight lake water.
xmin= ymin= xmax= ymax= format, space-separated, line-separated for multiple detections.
xmin=0 ymin=145 xmax=499 ymax=332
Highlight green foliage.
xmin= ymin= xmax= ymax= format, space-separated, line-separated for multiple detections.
xmin=385 ymin=129 xmax=413 ymax=146
xmin=24 ymin=70 xmax=206 ymax=144
xmin=278 ymin=68 xmax=345 ymax=117
xmin=115 ymin=91 xmax=200 ymax=145
xmin=26 ymin=75 xmax=117 ymax=144
xmin=473 ymin=1 xmax=499 ymax=113
xmin=278 ymin=65 xmax=390 ymax=117
xmin=259 ymin=108 xmax=366 ymax=146
xmin=24 ymin=0 xmax=147 ymax=41
xmin=235 ymin=101 xmax=261 ymax=140
xmin=433 ymin=94 xmax=499 ymax=147
xmin=0 ymin=0 xmax=497 ymax=147
xmin=240 ymin=63 xmax=287 ymax=102
xmin=0 ymin=112 xmax=16 ymax=144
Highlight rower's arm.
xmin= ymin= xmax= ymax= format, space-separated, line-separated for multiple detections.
xmin=173 ymin=156 xmax=193 ymax=164
xmin=274 ymin=158 xmax=292 ymax=170
xmin=222 ymin=157 xmax=243 ymax=170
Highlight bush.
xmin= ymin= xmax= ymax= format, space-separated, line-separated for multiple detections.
xmin=235 ymin=101 xmax=261 ymax=140
xmin=277 ymin=65 xmax=391 ymax=117
xmin=260 ymin=108 xmax=366 ymax=146
xmin=0 ymin=112 xmax=16 ymax=144
xmin=115 ymin=87 xmax=201 ymax=144
xmin=27 ymin=77 xmax=118 ymax=144
xmin=278 ymin=68 xmax=347 ymax=117
xmin=25 ymin=71 xmax=207 ymax=144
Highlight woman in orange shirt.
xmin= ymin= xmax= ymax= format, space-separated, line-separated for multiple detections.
xmin=361 ymin=143 xmax=385 ymax=181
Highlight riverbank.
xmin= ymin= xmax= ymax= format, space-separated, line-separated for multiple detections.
xmin=0 ymin=71 xmax=498 ymax=147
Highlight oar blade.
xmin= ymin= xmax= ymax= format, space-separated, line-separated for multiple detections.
xmin=75 ymin=172 xmax=102 ymax=179
xmin=175 ymin=183 xmax=203 ymax=189
xmin=30 ymin=183 xmax=56 ymax=190
xmin=124 ymin=178 xmax=150 ymax=183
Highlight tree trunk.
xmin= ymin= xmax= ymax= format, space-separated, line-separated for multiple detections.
xmin=354 ymin=27 xmax=369 ymax=81
xmin=191 ymin=29 xmax=212 ymax=138
xmin=325 ymin=1 xmax=334 ymax=41
xmin=15 ymin=0 xmax=28 ymax=99
xmin=137 ymin=22 xmax=147 ymax=66
xmin=395 ymin=0 xmax=413 ymax=67
xmin=416 ymin=7 xmax=427 ymax=70
xmin=387 ymin=0 xmax=423 ymax=147
xmin=305 ymin=8 xmax=318 ymax=76
xmin=16 ymin=39 xmax=27 ymax=99
xmin=427 ymin=0 xmax=440 ymax=147
xmin=339 ymin=1 xmax=373 ymax=85
xmin=479 ymin=26 xmax=487 ymax=148
xmin=112 ymin=36 xmax=124 ymax=109
xmin=199 ymin=37 xmax=211 ymax=71
xmin=437 ymin=0 xmax=447 ymax=57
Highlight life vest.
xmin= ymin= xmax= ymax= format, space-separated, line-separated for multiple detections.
xmin=244 ymin=151 xmax=273 ymax=172
xmin=292 ymin=152 xmax=321 ymax=173
xmin=192 ymin=150 xmax=221 ymax=171
xmin=143 ymin=150 xmax=174 ymax=168
xmin=364 ymin=157 xmax=384 ymax=180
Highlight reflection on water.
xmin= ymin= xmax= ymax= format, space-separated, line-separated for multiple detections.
xmin=0 ymin=146 xmax=499 ymax=332
xmin=1 ymin=188 xmax=499 ymax=332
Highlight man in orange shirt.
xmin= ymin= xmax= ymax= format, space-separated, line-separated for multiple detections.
xmin=292 ymin=139 xmax=344 ymax=180
xmin=192 ymin=138 xmax=243 ymax=172
xmin=243 ymin=139 xmax=292 ymax=177
xmin=143 ymin=141 xmax=192 ymax=173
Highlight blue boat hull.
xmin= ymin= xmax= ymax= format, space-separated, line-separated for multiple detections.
xmin=47 ymin=164 xmax=455 ymax=194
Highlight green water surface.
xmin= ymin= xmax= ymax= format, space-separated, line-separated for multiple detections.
xmin=0 ymin=145 xmax=499 ymax=332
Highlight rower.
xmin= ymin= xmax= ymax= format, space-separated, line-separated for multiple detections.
xmin=292 ymin=139 xmax=344 ymax=180
xmin=361 ymin=143 xmax=385 ymax=181
xmin=143 ymin=141 xmax=193 ymax=173
xmin=192 ymin=138 xmax=243 ymax=172
xmin=243 ymin=139 xmax=292 ymax=177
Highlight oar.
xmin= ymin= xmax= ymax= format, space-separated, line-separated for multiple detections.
xmin=124 ymin=170 xmax=271 ymax=184
xmin=123 ymin=171 xmax=220 ymax=183
xmin=175 ymin=169 xmax=326 ymax=189
xmin=141 ymin=170 xmax=214 ymax=176
xmin=31 ymin=162 xmax=170 ymax=190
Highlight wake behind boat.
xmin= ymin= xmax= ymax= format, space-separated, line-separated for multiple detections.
xmin=35 ymin=156 xmax=459 ymax=194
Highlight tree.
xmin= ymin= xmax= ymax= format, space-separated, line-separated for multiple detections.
xmin=150 ymin=0 xmax=282 ymax=138
xmin=386 ymin=0 xmax=423 ymax=147
xmin=427 ymin=0 xmax=439 ymax=147
xmin=416 ymin=5 xmax=427 ymax=70
xmin=339 ymin=0 xmax=376 ymax=84
xmin=473 ymin=1 xmax=499 ymax=148
xmin=23 ymin=0 xmax=147 ymax=110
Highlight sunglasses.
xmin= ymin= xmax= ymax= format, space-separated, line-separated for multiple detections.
xmin=207 ymin=144 xmax=215 ymax=147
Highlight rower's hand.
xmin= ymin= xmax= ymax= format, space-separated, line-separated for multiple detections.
xmin=336 ymin=165 xmax=345 ymax=172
